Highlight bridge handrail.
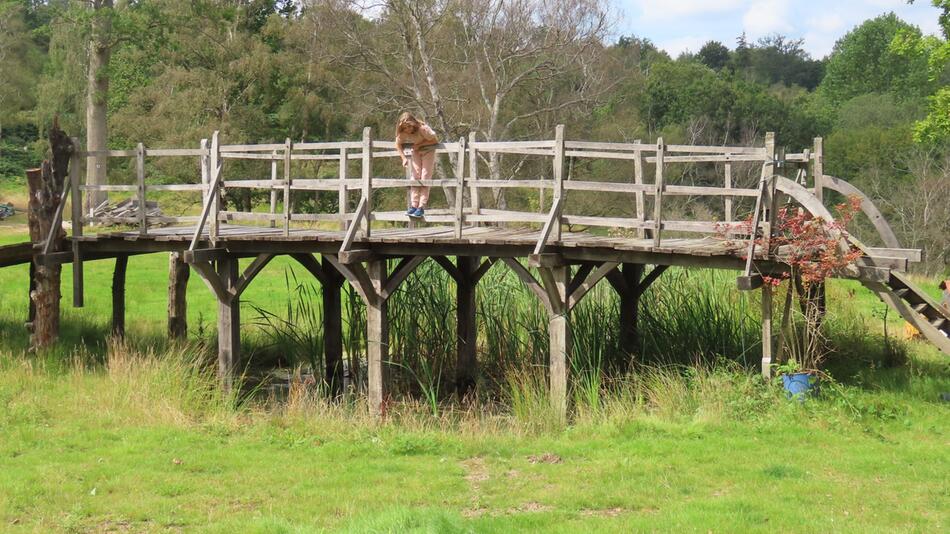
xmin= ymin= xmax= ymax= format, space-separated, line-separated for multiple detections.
xmin=71 ymin=126 xmax=802 ymax=250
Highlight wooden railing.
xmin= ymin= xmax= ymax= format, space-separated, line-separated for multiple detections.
xmin=69 ymin=125 xmax=794 ymax=255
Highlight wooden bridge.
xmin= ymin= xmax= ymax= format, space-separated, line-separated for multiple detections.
xmin=5 ymin=126 xmax=948 ymax=417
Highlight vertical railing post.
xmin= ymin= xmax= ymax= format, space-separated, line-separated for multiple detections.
xmin=724 ymin=155 xmax=733 ymax=235
xmin=813 ymin=136 xmax=823 ymax=204
xmin=136 ymin=143 xmax=147 ymax=235
xmin=339 ymin=147 xmax=348 ymax=231
xmin=761 ymin=132 xmax=776 ymax=253
xmin=209 ymin=131 xmax=220 ymax=245
xmin=652 ymin=138 xmax=665 ymax=249
xmin=69 ymin=137 xmax=83 ymax=308
xmin=283 ymin=138 xmax=292 ymax=236
xmin=361 ymin=126 xmax=373 ymax=237
xmin=551 ymin=124 xmax=565 ymax=241
xmin=269 ymin=149 xmax=278 ymax=228
xmin=454 ymin=136 xmax=466 ymax=239
xmin=468 ymin=131 xmax=479 ymax=222
xmin=633 ymin=138 xmax=645 ymax=239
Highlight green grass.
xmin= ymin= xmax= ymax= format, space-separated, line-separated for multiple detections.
xmin=1 ymin=227 xmax=948 ymax=531
xmin=0 ymin=344 xmax=947 ymax=532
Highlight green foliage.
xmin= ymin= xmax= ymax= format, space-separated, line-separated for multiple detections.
xmin=820 ymin=13 xmax=933 ymax=104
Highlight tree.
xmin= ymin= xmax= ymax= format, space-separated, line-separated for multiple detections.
xmin=697 ymin=40 xmax=730 ymax=71
xmin=85 ymin=0 xmax=112 ymax=211
xmin=820 ymin=13 xmax=932 ymax=103
xmin=0 ymin=1 xmax=41 ymax=158
xmin=895 ymin=1 xmax=950 ymax=144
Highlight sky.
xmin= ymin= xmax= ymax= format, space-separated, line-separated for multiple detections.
xmin=610 ymin=0 xmax=944 ymax=59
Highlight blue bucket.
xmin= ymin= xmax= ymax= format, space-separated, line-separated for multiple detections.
xmin=782 ymin=372 xmax=819 ymax=400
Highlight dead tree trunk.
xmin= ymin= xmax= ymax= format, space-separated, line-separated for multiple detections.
xmin=26 ymin=122 xmax=75 ymax=349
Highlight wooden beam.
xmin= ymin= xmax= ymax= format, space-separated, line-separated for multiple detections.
xmin=361 ymin=127 xmax=373 ymax=237
xmin=618 ymin=263 xmax=644 ymax=356
xmin=233 ymin=253 xmax=275 ymax=298
xmin=471 ymin=257 xmax=496 ymax=283
xmin=551 ymin=124 xmax=565 ymax=241
xmin=456 ymin=256 xmax=478 ymax=398
xmin=639 ymin=265 xmax=669 ymax=292
xmin=541 ymin=265 xmax=571 ymax=421
xmin=652 ymin=138 xmax=665 ymax=248
xmin=455 ymin=136 xmax=466 ymax=239
xmin=290 ymin=253 xmax=328 ymax=285
xmin=322 ymin=256 xmax=345 ymax=396
xmin=283 ymin=138 xmax=292 ymax=236
xmin=633 ymin=139 xmax=646 ymax=239
xmin=502 ymin=257 xmax=552 ymax=312
xmin=568 ymin=261 xmax=618 ymax=310
xmin=381 ymin=256 xmax=424 ymax=300
xmin=737 ymin=274 xmax=764 ymax=291
xmin=217 ymin=256 xmax=240 ymax=392
xmin=183 ymin=247 xmax=230 ymax=264
xmin=190 ymin=261 xmax=230 ymax=304
xmin=136 ymin=143 xmax=147 ymax=235
xmin=168 ymin=251 xmax=189 ymax=340
xmin=367 ymin=259 xmax=388 ymax=417
xmin=338 ymin=247 xmax=376 ymax=265
xmin=112 ymin=255 xmax=128 ymax=337
xmin=532 ymin=196 xmax=564 ymax=256
xmin=340 ymin=196 xmax=367 ymax=253
xmin=323 ymin=254 xmax=373 ymax=304
xmin=761 ymin=284 xmax=773 ymax=380
xmin=432 ymin=255 xmax=462 ymax=282
xmin=813 ymin=137 xmax=823 ymax=204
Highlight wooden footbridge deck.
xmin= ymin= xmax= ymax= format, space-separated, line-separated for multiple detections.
xmin=7 ymin=126 xmax=948 ymax=417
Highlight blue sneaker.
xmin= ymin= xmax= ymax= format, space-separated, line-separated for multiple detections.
xmin=410 ymin=207 xmax=425 ymax=218
xmin=407 ymin=206 xmax=417 ymax=216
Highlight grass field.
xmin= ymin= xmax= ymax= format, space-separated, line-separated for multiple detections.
xmin=1 ymin=226 xmax=948 ymax=532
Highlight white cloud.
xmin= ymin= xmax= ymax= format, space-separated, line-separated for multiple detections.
xmin=629 ymin=0 xmax=746 ymax=21
xmin=742 ymin=0 xmax=793 ymax=38
xmin=657 ymin=35 xmax=710 ymax=57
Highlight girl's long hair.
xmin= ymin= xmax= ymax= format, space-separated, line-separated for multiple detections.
xmin=396 ymin=111 xmax=420 ymax=136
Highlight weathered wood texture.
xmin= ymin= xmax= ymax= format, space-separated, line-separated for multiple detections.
xmin=167 ymin=252 xmax=189 ymax=339
xmin=112 ymin=255 xmax=128 ymax=336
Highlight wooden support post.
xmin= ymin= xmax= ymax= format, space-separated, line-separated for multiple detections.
xmin=339 ymin=147 xmax=348 ymax=231
xmin=652 ymin=138 xmax=665 ymax=248
xmin=468 ymin=131 xmax=479 ymax=220
xmin=136 ymin=143 xmax=147 ymax=235
xmin=454 ymin=137 xmax=466 ymax=239
xmin=27 ymin=261 xmax=37 ymax=328
xmin=361 ymin=127 xmax=373 ymax=237
xmin=545 ymin=265 xmax=571 ymax=420
xmin=813 ymin=137 xmax=823 ymax=204
xmin=209 ymin=132 xmax=221 ymax=244
xmin=270 ymin=149 xmax=278 ymax=228
xmin=761 ymin=284 xmax=773 ymax=380
xmin=724 ymin=157 xmax=733 ymax=229
xmin=366 ymin=259 xmax=388 ymax=416
xmin=69 ymin=137 xmax=83 ymax=307
xmin=322 ymin=256 xmax=345 ymax=396
xmin=633 ymin=139 xmax=646 ymax=239
xmin=455 ymin=256 xmax=478 ymax=397
xmin=761 ymin=132 xmax=776 ymax=253
xmin=111 ymin=255 xmax=128 ymax=337
xmin=217 ymin=256 xmax=240 ymax=392
xmin=619 ymin=263 xmax=644 ymax=357
xmin=168 ymin=251 xmax=189 ymax=340
xmin=283 ymin=138 xmax=292 ymax=236
xmin=551 ymin=124 xmax=565 ymax=241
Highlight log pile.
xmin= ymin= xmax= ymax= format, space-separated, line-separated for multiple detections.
xmin=90 ymin=198 xmax=163 ymax=224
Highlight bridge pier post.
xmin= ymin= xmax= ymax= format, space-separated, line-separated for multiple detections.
xmin=216 ymin=256 xmax=241 ymax=392
xmin=111 ymin=255 xmax=128 ymax=337
xmin=322 ymin=256 xmax=345 ymax=396
xmin=544 ymin=265 xmax=572 ymax=420
xmin=168 ymin=252 xmax=189 ymax=340
xmin=455 ymin=256 xmax=478 ymax=398
xmin=761 ymin=284 xmax=774 ymax=380
xmin=366 ymin=259 xmax=390 ymax=417
xmin=617 ymin=263 xmax=645 ymax=357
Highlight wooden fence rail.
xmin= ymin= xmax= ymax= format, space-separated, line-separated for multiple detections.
xmin=68 ymin=125 xmax=787 ymax=254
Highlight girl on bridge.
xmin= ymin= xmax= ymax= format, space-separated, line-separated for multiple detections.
xmin=395 ymin=112 xmax=439 ymax=218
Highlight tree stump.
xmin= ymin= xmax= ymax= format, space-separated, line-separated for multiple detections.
xmin=26 ymin=122 xmax=74 ymax=349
